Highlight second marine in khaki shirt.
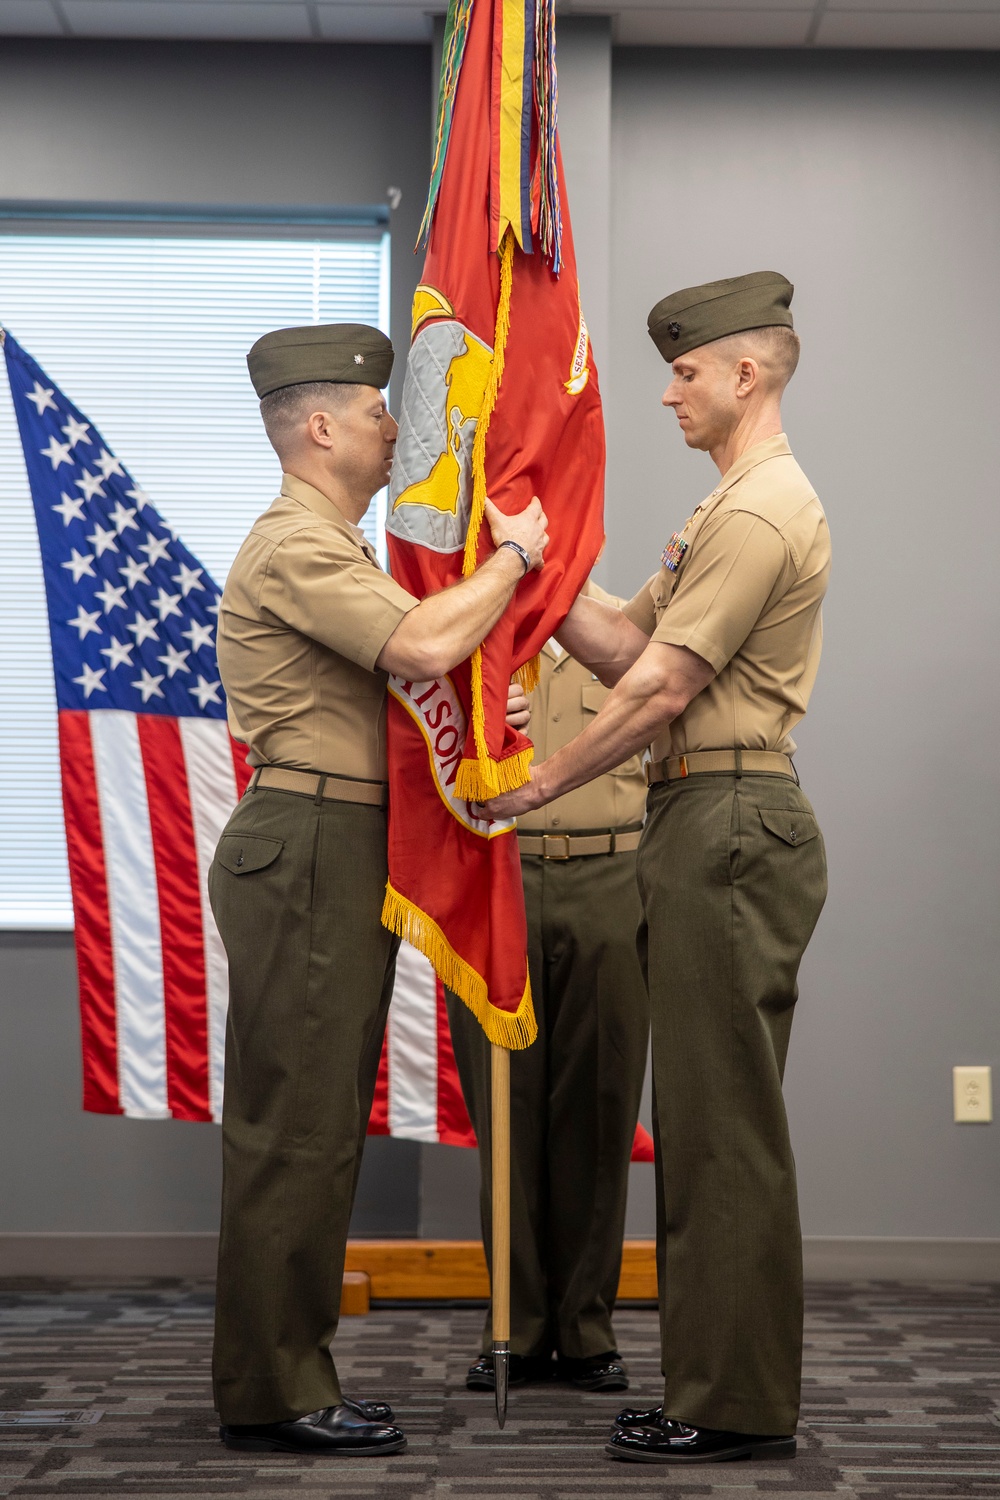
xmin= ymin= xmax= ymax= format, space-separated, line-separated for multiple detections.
xmin=448 ymin=584 xmax=650 ymax=1391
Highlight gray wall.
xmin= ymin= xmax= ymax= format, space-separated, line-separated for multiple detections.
xmin=1 ymin=35 xmax=998 ymax=1246
xmin=603 ymin=46 xmax=1000 ymax=1236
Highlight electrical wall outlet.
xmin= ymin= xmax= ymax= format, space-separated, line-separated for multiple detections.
xmin=953 ymin=1066 xmax=992 ymax=1124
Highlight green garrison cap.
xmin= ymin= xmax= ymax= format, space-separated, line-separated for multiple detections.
xmin=648 ymin=271 xmax=794 ymax=362
xmin=247 ymin=323 xmax=394 ymax=397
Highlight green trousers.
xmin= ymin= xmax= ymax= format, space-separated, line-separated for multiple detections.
xmin=447 ymin=848 xmax=650 ymax=1360
xmin=636 ymin=772 xmax=827 ymax=1437
xmin=208 ymin=785 xmax=397 ymax=1425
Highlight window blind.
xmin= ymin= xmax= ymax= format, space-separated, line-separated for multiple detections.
xmin=0 ymin=229 xmax=390 ymax=927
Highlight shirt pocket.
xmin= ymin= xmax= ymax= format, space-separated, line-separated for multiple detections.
xmin=581 ymin=681 xmax=643 ymax=780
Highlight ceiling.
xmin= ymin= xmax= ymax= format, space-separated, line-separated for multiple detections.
xmin=1 ymin=0 xmax=999 ymax=49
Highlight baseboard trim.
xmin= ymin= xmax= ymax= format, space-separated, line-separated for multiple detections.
xmin=802 ymin=1236 xmax=1000 ymax=1282
xmin=0 ymin=1232 xmax=219 ymax=1278
xmin=0 ymin=1234 xmax=996 ymax=1284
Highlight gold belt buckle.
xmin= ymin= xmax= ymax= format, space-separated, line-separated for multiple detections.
xmin=542 ymin=833 xmax=571 ymax=860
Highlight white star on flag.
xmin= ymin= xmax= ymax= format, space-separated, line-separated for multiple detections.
xmin=100 ymin=637 xmax=135 ymax=670
xmin=126 ymin=611 xmax=159 ymax=646
xmin=62 ymin=547 xmax=96 ymax=583
xmin=72 ymin=663 xmax=107 ymax=699
xmin=94 ymin=580 xmax=128 ymax=614
xmin=126 ymin=487 xmax=152 ymax=509
xmin=157 ymin=644 xmax=191 ymax=678
xmin=151 ymin=587 xmax=182 ymax=622
xmin=207 ymin=600 xmax=220 ymax=617
xmin=41 ymin=435 xmax=73 ymax=470
xmin=119 ymin=556 xmax=151 ymax=590
xmin=25 ymin=381 xmax=57 ymax=415
xmin=132 ymin=668 xmax=165 ymax=703
xmin=172 ymin=563 xmax=204 ymax=596
xmin=52 ymin=492 xmax=85 ymax=526
xmin=62 ymin=415 xmax=92 ymax=448
xmin=68 ymin=605 xmax=102 ymax=640
xmin=182 ymin=620 xmax=215 ymax=653
xmin=75 ymin=469 xmax=107 ymax=503
xmin=109 ymin=501 xmax=139 ymax=534
xmin=189 ymin=675 xmax=223 ymax=708
xmin=87 ymin=523 xmax=119 ymax=557
xmin=139 ymin=533 xmax=171 ymax=566
xmin=95 ymin=448 xmax=124 ymax=479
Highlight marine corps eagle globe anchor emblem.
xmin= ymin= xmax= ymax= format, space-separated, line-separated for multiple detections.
xmin=387 ymin=285 xmax=493 ymax=553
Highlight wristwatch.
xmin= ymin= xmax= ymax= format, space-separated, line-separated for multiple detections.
xmin=498 ymin=539 xmax=531 ymax=575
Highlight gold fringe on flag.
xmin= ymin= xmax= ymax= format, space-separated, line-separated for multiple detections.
xmin=381 ymin=882 xmax=538 ymax=1050
xmin=514 ymin=654 xmax=540 ymax=694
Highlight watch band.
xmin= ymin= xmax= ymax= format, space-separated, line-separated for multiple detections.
xmin=498 ymin=539 xmax=531 ymax=575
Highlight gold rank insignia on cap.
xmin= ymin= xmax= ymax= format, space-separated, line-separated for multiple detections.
xmin=246 ymin=323 xmax=393 ymax=397
xmin=647 ymin=271 xmax=794 ymax=363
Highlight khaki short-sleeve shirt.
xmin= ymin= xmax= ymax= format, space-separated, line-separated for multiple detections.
xmin=518 ymin=582 xmax=649 ymax=834
xmin=624 ymin=434 xmax=830 ymax=762
xmin=218 ymin=473 xmax=418 ymax=780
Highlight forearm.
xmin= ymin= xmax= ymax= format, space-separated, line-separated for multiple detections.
xmin=534 ymin=655 xmax=680 ymax=803
xmin=554 ymin=595 xmax=650 ymax=686
xmin=483 ymin=641 xmax=716 ymax=818
xmin=376 ymin=546 xmax=524 ymax=680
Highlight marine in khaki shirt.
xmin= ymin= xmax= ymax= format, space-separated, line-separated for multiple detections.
xmin=219 ymin=472 xmax=416 ymax=782
xmin=448 ymin=586 xmax=649 ymax=1391
xmin=622 ymin=432 xmax=828 ymax=763
xmin=483 ymin=274 xmax=830 ymax=1465
xmin=208 ymin=323 xmax=548 ymax=1460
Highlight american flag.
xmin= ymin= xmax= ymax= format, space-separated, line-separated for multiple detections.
xmin=3 ymin=324 xmax=488 ymax=1143
xmin=5 ymin=326 xmax=653 ymax=1159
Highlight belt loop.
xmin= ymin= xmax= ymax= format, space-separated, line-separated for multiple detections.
xmin=609 ymin=829 xmax=617 ymax=856
xmin=249 ymin=767 xmax=261 ymax=793
xmin=734 ymin=748 xmax=743 ymax=780
xmin=314 ymin=773 xmax=328 ymax=806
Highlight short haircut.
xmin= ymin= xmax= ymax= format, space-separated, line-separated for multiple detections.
xmin=712 ymin=325 xmax=801 ymax=390
xmin=259 ymin=380 xmax=362 ymax=453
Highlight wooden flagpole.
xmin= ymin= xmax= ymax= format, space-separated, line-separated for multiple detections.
xmin=490 ymin=1041 xmax=511 ymax=1428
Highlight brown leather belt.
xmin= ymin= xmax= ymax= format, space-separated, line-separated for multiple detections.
xmin=251 ymin=765 xmax=388 ymax=808
xmin=646 ymin=750 xmax=795 ymax=784
xmin=517 ymin=828 xmax=642 ymax=860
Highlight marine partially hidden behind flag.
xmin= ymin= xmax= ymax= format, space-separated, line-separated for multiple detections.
xmin=383 ymin=0 xmax=606 ymax=1047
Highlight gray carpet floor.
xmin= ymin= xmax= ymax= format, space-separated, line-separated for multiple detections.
xmin=1 ymin=1279 xmax=998 ymax=1498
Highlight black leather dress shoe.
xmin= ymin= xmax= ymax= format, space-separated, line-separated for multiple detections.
xmin=557 ymin=1352 xmax=629 ymax=1391
xmin=220 ymin=1403 xmax=406 ymax=1456
xmin=465 ymin=1353 xmax=554 ymax=1390
xmin=343 ymin=1396 xmax=394 ymax=1423
xmin=607 ymin=1416 xmax=795 ymax=1464
xmin=615 ymin=1402 xmax=662 ymax=1426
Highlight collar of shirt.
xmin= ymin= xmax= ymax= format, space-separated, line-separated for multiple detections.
xmin=543 ymin=637 xmax=566 ymax=666
xmin=695 ymin=432 xmax=793 ymax=521
xmin=279 ymin=472 xmax=377 ymax=562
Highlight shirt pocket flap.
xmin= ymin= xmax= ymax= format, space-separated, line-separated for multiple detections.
xmin=759 ymin=809 xmax=819 ymax=848
xmin=216 ymin=833 xmax=284 ymax=875
xmin=581 ymin=681 xmax=608 ymax=713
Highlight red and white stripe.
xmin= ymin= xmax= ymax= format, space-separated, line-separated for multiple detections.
xmin=60 ymin=712 xmax=654 ymax=1159
xmin=59 ymin=707 xmax=250 ymax=1122
xmin=369 ymin=941 xmax=477 ymax=1147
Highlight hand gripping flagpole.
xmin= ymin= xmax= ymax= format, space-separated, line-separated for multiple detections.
xmin=491 ymin=1041 xmax=511 ymax=1427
